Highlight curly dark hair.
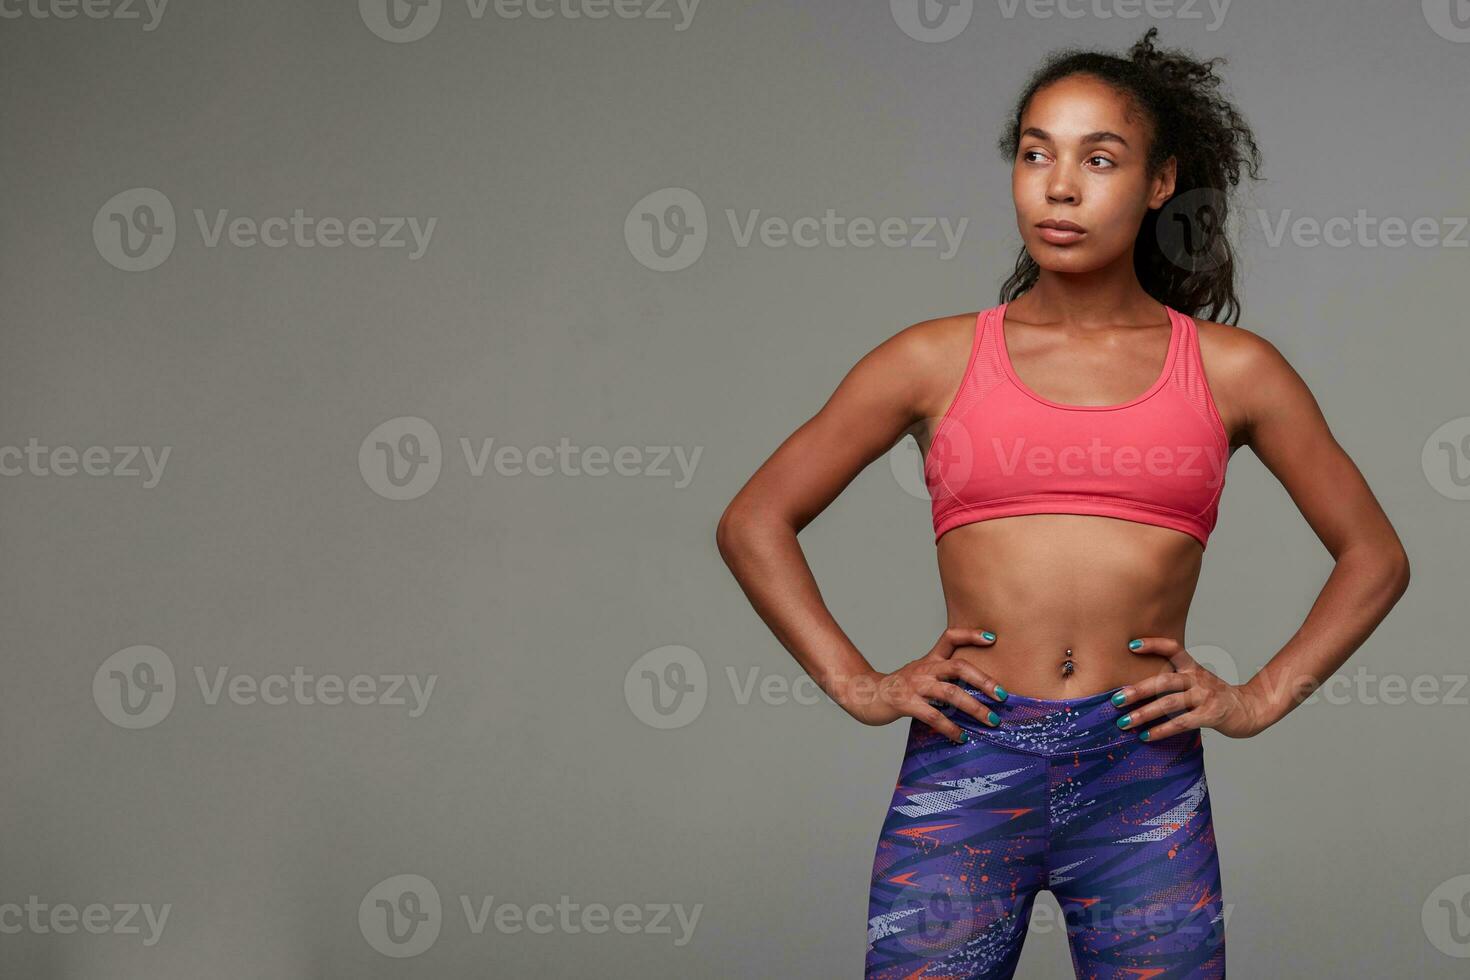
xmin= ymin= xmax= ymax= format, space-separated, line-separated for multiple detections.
xmin=996 ymin=27 xmax=1263 ymax=324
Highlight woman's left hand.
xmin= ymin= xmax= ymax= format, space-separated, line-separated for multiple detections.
xmin=1114 ymin=637 xmax=1265 ymax=740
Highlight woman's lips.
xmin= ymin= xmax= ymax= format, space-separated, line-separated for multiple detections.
xmin=1036 ymin=225 xmax=1086 ymax=245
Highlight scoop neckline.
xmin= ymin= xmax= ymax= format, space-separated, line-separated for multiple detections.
xmin=993 ymin=301 xmax=1181 ymax=412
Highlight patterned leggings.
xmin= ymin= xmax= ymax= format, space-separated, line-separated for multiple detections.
xmin=865 ymin=681 xmax=1227 ymax=978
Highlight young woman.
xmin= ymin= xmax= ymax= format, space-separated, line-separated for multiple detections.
xmin=716 ymin=28 xmax=1411 ymax=980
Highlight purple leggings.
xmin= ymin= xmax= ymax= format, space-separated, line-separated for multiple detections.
xmin=865 ymin=681 xmax=1226 ymax=978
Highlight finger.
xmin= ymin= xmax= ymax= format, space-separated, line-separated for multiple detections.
xmin=1125 ymin=636 xmax=1184 ymax=662
xmin=1131 ymin=708 xmax=1207 ymax=743
xmin=919 ymin=681 xmax=1001 ymax=727
xmin=928 ymin=627 xmax=996 ymax=660
xmin=932 ymin=660 xmax=1009 ymax=704
xmin=1129 ymin=636 xmax=1204 ymax=675
xmin=1113 ymin=690 xmax=1192 ymax=731
xmin=912 ymin=703 xmax=969 ymax=743
xmin=1112 ymin=670 xmax=1193 ymax=707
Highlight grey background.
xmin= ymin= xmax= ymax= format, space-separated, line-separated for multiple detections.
xmin=2 ymin=0 xmax=1467 ymax=976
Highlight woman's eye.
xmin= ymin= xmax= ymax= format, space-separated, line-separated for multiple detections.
xmin=1022 ymin=150 xmax=1048 ymax=164
xmin=1087 ymin=155 xmax=1115 ymax=169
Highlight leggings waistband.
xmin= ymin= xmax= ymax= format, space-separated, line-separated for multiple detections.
xmin=938 ymin=678 xmax=1140 ymax=756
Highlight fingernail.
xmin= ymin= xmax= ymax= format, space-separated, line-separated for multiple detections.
xmin=987 ymin=711 xmax=1000 ymax=726
xmin=1137 ymin=730 xmax=1150 ymax=741
xmin=1128 ymin=639 xmax=1143 ymax=650
xmin=1110 ymin=689 xmax=1127 ymax=707
xmin=981 ymin=631 xmax=996 ymax=642
xmin=994 ymin=685 xmax=1008 ymax=701
xmin=1115 ymin=714 xmax=1131 ymax=728
xmin=958 ymin=731 xmax=970 ymax=743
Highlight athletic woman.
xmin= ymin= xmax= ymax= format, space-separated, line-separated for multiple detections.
xmin=716 ymin=29 xmax=1411 ymax=979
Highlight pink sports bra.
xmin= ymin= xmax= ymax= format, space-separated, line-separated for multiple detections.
xmin=924 ymin=302 xmax=1230 ymax=548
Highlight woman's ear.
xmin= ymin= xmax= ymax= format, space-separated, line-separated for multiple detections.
xmin=1148 ymin=157 xmax=1178 ymax=209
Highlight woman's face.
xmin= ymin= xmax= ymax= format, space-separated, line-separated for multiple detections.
xmin=1011 ymin=73 xmax=1175 ymax=275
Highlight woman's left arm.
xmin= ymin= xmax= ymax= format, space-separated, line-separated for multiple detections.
xmin=1128 ymin=325 xmax=1411 ymax=739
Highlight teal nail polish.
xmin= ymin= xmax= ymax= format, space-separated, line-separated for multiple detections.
xmin=1115 ymin=714 xmax=1131 ymax=728
xmin=958 ymin=731 xmax=970 ymax=743
xmin=994 ymin=685 xmax=1008 ymax=701
xmin=987 ymin=711 xmax=1000 ymax=726
xmin=1138 ymin=730 xmax=1150 ymax=741
xmin=981 ymin=631 xmax=996 ymax=642
xmin=1128 ymin=639 xmax=1143 ymax=650
xmin=1110 ymin=690 xmax=1127 ymax=707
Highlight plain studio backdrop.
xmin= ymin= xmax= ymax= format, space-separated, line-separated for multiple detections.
xmin=1 ymin=0 xmax=1466 ymax=976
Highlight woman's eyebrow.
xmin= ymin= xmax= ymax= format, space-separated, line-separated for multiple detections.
xmin=1020 ymin=126 xmax=1130 ymax=148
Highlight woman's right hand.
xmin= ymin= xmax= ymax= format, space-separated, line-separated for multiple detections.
xmin=840 ymin=627 xmax=1009 ymax=742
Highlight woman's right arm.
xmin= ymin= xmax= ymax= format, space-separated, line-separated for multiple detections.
xmin=714 ymin=317 xmax=1005 ymax=739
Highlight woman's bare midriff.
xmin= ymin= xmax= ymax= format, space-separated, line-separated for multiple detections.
xmin=937 ymin=512 xmax=1206 ymax=699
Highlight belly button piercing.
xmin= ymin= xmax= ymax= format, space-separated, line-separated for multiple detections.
xmin=1061 ymin=648 xmax=1075 ymax=677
